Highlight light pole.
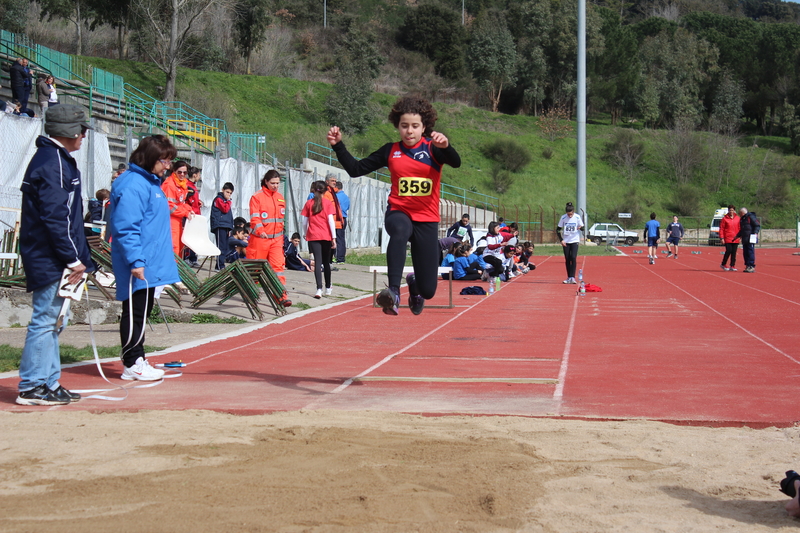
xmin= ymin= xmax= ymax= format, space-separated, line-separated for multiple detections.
xmin=576 ymin=0 xmax=587 ymax=226
xmin=324 ymin=0 xmax=327 ymax=28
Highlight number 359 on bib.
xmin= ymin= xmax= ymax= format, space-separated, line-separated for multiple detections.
xmin=398 ymin=177 xmax=433 ymax=196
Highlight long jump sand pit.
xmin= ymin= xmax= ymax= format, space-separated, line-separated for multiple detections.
xmin=0 ymin=409 xmax=797 ymax=532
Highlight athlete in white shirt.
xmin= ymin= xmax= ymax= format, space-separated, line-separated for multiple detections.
xmin=557 ymin=202 xmax=584 ymax=284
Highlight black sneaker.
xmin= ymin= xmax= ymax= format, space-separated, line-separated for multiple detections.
xmin=376 ymin=287 xmax=399 ymax=316
xmin=51 ymin=385 xmax=81 ymax=403
xmin=406 ymin=273 xmax=425 ymax=315
xmin=16 ymin=384 xmax=70 ymax=406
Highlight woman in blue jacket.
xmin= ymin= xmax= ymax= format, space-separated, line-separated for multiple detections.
xmin=109 ymin=135 xmax=179 ymax=381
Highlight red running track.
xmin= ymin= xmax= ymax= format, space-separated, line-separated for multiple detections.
xmin=2 ymin=247 xmax=799 ymax=426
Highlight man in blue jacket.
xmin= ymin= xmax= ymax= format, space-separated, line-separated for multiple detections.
xmin=334 ymin=180 xmax=350 ymax=263
xmin=17 ymin=104 xmax=94 ymax=406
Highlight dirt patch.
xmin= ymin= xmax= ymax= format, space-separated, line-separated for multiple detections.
xmin=0 ymin=410 xmax=797 ymax=532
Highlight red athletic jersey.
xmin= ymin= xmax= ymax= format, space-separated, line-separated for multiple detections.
xmin=386 ymin=139 xmax=442 ymax=222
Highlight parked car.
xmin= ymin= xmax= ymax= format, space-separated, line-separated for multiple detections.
xmin=708 ymin=208 xmax=727 ymax=246
xmin=586 ymin=223 xmax=638 ymax=245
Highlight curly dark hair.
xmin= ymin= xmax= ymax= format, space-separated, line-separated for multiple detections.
xmin=388 ymin=96 xmax=438 ymax=137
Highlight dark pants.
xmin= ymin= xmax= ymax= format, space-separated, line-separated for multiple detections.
xmin=335 ymin=218 xmax=347 ymax=262
xmin=722 ymin=242 xmax=739 ymax=268
xmin=563 ymin=242 xmax=579 ymax=278
xmin=483 ymin=255 xmax=504 ymax=277
xmin=214 ymin=228 xmax=229 ymax=270
xmin=308 ymin=240 xmax=332 ymax=290
xmin=742 ymin=240 xmax=755 ymax=267
xmin=385 ymin=209 xmax=438 ymax=299
xmin=120 ymin=287 xmax=155 ymax=368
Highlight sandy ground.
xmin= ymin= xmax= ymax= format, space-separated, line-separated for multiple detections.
xmin=2 ymin=262 xmax=800 ymax=531
xmin=0 ymin=410 xmax=799 ymax=532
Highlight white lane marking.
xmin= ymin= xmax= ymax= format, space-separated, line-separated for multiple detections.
xmin=326 ymin=298 xmax=490 ymax=394
xmin=553 ymin=295 xmax=579 ymax=401
xmin=629 ymin=256 xmax=800 ymax=366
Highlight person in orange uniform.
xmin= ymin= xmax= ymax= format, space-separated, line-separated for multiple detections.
xmin=247 ymin=169 xmax=291 ymax=307
xmin=161 ymin=160 xmax=194 ymax=257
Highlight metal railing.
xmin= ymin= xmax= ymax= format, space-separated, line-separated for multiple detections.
xmin=1 ymin=30 xmax=269 ymax=161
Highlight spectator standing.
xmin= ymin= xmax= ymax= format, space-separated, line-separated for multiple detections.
xmin=557 ymin=202 xmax=584 ymax=283
xmin=644 ymin=212 xmax=661 ymax=265
xmin=183 ymin=166 xmax=203 ymax=267
xmin=665 ymin=215 xmax=684 ymax=259
xmin=334 ymin=180 xmax=349 ymax=263
xmin=10 ymin=58 xmax=32 ymax=112
xmin=736 ymin=207 xmax=760 ymax=273
xmin=37 ymin=74 xmax=58 ymax=110
xmin=16 ymin=104 xmax=94 ymax=405
xmin=307 ymin=173 xmax=344 ymax=269
xmin=248 ymin=169 xmax=291 ymax=307
xmin=109 ymin=135 xmax=179 ymax=381
xmin=302 ymin=180 xmax=337 ymax=298
xmin=719 ymin=205 xmax=740 ymax=271
xmin=446 ymin=213 xmax=474 ymax=246
xmin=161 ymin=160 xmax=194 ymax=257
xmin=210 ymin=182 xmax=234 ymax=271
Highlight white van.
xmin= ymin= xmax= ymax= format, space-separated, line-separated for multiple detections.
xmin=708 ymin=208 xmax=727 ymax=246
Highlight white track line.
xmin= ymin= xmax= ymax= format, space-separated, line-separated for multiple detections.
xmin=553 ymin=255 xmax=586 ymax=405
xmin=630 ymin=256 xmax=800 ymax=366
xmin=325 ymin=293 xmax=492 ymax=395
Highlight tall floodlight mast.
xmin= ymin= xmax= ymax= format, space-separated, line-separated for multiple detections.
xmin=577 ymin=0 xmax=587 ymax=226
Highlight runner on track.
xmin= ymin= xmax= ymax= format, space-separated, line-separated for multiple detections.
xmin=326 ymin=96 xmax=461 ymax=315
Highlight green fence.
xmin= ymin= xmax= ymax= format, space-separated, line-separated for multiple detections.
xmin=1 ymin=30 xmax=270 ymax=161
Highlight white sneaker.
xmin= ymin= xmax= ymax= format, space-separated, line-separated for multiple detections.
xmin=325 ymin=287 xmax=332 ymax=296
xmin=121 ymin=357 xmax=165 ymax=381
xmin=314 ymin=289 xmax=323 ymax=299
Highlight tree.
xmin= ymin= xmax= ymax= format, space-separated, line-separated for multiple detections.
xmin=397 ymin=4 xmax=466 ymax=80
xmin=325 ymin=26 xmax=384 ymax=134
xmin=0 ymin=0 xmax=28 ymax=33
xmin=39 ymin=0 xmax=94 ymax=55
xmin=710 ymin=70 xmax=744 ymax=135
xmin=234 ymin=0 xmax=272 ymax=75
xmin=468 ymin=13 xmax=517 ymax=113
xmin=589 ymin=7 xmax=639 ymax=125
xmin=131 ymin=0 xmax=220 ymax=101
xmin=636 ymin=28 xmax=719 ymax=127
xmin=86 ymin=0 xmax=133 ymax=59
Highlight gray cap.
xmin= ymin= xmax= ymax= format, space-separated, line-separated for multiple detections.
xmin=44 ymin=105 xmax=93 ymax=138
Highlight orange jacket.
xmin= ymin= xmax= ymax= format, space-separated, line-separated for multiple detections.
xmin=324 ymin=187 xmax=344 ymax=230
xmin=719 ymin=213 xmax=740 ymax=244
xmin=161 ymin=174 xmax=193 ymax=220
xmin=249 ymin=186 xmax=285 ymax=239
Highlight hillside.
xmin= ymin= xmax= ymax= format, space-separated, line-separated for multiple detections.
xmin=88 ymin=56 xmax=800 ymax=229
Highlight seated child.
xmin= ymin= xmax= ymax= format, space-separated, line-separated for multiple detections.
xmin=516 ymin=241 xmax=536 ymax=272
xmin=225 ymin=226 xmax=249 ymax=264
xmin=285 ymin=232 xmax=314 ymax=272
xmin=453 ymin=243 xmax=485 ymax=281
xmin=440 ymin=241 xmax=461 ymax=279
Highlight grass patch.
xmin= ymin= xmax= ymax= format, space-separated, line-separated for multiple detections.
xmin=534 ymin=245 xmax=626 ymax=256
xmin=190 ymin=313 xmax=247 ymax=324
xmin=332 ymin=283 xmax=371 ymax=293
xmin=0 ymin=344 xmax=165 ymax=373
xmin=294 ymin=302 xmax=311 ymax=310
xmin=86 ymin=55 xmax=800 ymax=227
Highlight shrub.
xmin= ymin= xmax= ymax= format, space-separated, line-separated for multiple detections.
xmin=667 ymin=184 xmax=704 ymax=216
xmin=606 ymin=129 xmax=644 ymax=183
xmin=489 ymin=165 xmax=514 ymax=193
xmin=481 ymin=138 xmax=531 ymax=172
